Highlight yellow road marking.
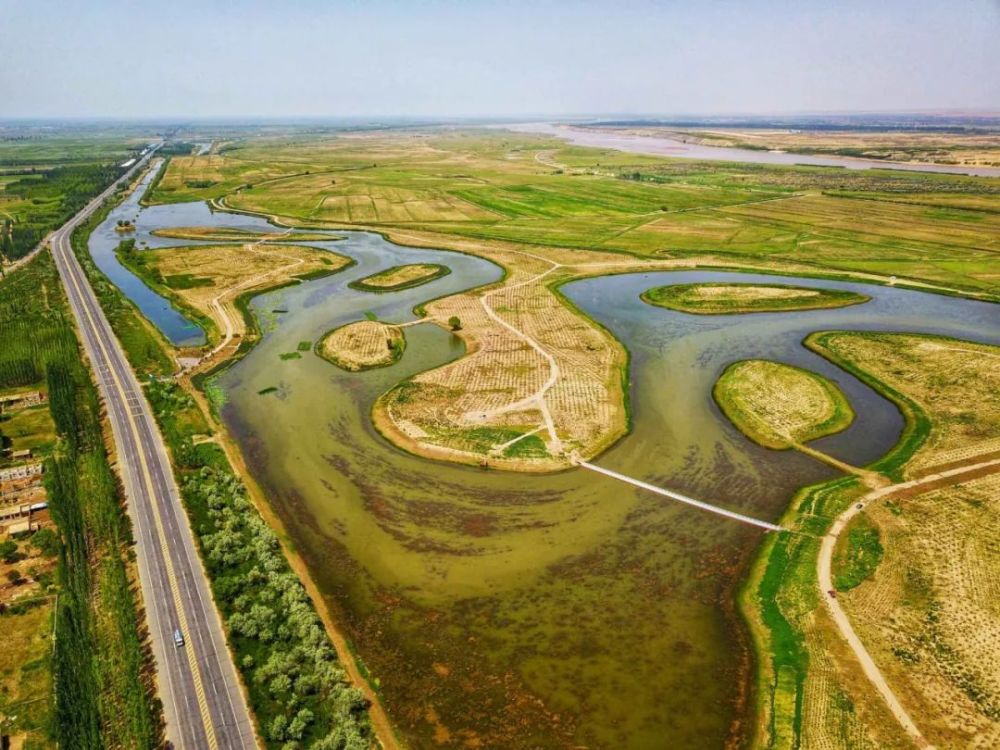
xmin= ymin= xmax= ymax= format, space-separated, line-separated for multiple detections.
xmin=58 ymin=235 xmax=220 ymax=750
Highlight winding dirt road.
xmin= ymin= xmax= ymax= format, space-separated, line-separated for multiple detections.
xmin=818 ymin=454 xmax=1000 ymax=749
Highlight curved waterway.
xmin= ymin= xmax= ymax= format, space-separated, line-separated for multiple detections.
xmin=91 ymin=197 xmax=1000 ymax=748
xmin=509 ymin=122 xmax=1000 ymax=177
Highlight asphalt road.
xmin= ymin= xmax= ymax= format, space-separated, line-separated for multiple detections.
xmin=49 ymin=150 xmax=257 ymax=749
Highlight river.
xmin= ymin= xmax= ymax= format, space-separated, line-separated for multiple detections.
xmin=507 ymin=123 xmax=1000 ymax=177
xmin=90 ymin=193 xmax=999 ymax=748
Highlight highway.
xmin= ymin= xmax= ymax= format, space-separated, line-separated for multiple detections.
xmin=48 ymin=149 xmax=257 ymax=749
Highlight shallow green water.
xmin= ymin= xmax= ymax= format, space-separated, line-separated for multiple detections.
xmin=92 ymin=202 xmax=1000 ymax=748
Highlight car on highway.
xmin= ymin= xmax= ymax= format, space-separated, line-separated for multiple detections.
xmin=174 ymin=628 xmax=185 ymax=647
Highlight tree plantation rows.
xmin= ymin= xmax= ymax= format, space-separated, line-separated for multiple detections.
xmin=147 ymin=378 xmax=374 ymax=749
xmin=0 ymin=254 xmax=161 ymax=747
xmin=0 ymin=163 xmax=124 ymax=261
xmin=78 ymin=186 xmax=376 ymax=746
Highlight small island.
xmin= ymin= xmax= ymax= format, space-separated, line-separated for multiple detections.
xmin=349 ymin=263 xmax=450 ymax=293
xmin=317 ymin=320 xmax=405 ymax=371
xmin=151 ymin=226 xmax=342 ymax=242
xmin=713 ymin=359 xmax=854 ymax=449
xmin=641 ymin=282 xmax=869 ymax=314
xmin=114 ymin=219 xmax=135 ymax=233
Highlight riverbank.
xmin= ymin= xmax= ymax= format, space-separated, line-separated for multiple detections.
xmin=739 ymin=331 xmax=1000 ymax=748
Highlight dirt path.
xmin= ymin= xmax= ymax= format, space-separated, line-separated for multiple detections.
xmin=818 ymin=454 xmax=1000 ymax=749
xmin=475 ymin=261 xmax=564 ymax=450
xmin=186 ymin=229 xmax=302 ymax=372
xmin=789 ymin=440 xmax=888 ymax=489
xmin=0 ymin=238 xmax=48 ymax=277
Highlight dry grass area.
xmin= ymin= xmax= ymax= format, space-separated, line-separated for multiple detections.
xmin=713 ymin=359 xmax=854 ymax=449
xmin=371 ymin=233 xmax=677 ymax=470
xmin=814 ymin=334 xmax=1000 ymax=479
xmin=762 ymin=333 xmax=1000 ymax=749
xmin=351 ymin=263 xmax=448 ymax=291
xmin=0 ymin=601 xmax=55 ymax=749
xmin=844 ymin=473 xmax=1000 ymax=747
xmin=141 ymin=242 xmax=351 ymax=344
xmin=319 ymin=320 xmax=404 ymax=371
xmin=699 ymin=285 xmax=818 ymax=300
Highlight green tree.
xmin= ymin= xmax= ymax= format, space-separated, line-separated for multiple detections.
xmin=448 ymin=315 xmax=462 ymax=331
xmin=0 ymin=539 xmax=18 ymax=563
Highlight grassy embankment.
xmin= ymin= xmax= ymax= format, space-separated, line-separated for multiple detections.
xmin=151 ymin=226 xmax=343 ymax=242
xmin=642 ymin=282 xmax=870 ymax=314
xmin=348 ymin=263 xmax=450 ymax=292
xmin=0 ymin=253 xmax=161 ymax=749
xmin=740 ymin=331 xmax=1000 ymax=749
xmin=713 ymin=359 xmax=855 ymax=449
xmin=69 ymin=191 xmax=376 ymax=748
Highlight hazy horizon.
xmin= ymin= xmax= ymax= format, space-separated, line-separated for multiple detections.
xmin=2 ymin=0 xmax=998 ymax=119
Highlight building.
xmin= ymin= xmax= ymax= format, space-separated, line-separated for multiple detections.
xmin=0 ymin=462 xmax=44 ymax=482
xmin=0 ymin=390 xmax=46 ymax=413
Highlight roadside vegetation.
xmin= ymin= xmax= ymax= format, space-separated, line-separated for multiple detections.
xmin=641 ymin=282 xmax=869 ymax=314
xmin=713 ymin=359 xmax=855 ymax=449
xmin=0 ymin=253 xmax=161 ymax=748
xmin=146 ymin=380 xmax=373 ymax=748
xmin=68 ymin=185 xmax=377 ymax=747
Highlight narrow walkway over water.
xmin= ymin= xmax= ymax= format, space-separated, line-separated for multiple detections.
xmin=577 ymin=461 xmax=785 ymax=532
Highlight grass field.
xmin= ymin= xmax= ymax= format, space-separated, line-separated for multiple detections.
xmin=714 ymin=359 xmax=855 ymax=449
xmin=642 ymin=282 xmax=869 ymax=314
xmin=142 ymin=129 xmax=1000 ymax=472
xmin=148 ymin=129 xmax=1000 ymax=299
xmin=742 ymin=333 xmax=1000 ymax=749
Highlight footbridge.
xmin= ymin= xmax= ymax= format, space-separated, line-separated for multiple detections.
xmin=577 ymin=460 xmax=786 ymax=532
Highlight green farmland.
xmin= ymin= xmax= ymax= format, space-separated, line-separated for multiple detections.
xmin=147 ymin=130 xmax=1000 ymax=298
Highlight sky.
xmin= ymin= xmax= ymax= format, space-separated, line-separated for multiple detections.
xmin=2 ymin=0 xmax=998 ymax=119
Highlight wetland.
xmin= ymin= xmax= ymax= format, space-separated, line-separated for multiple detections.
xmin=90 ymin=190 xmax=1000 ymax=748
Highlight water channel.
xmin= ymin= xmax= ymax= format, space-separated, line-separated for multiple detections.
xmin=90 ymin=183 xmax=1000 ymax=748
xmin=509 ymin=122 xmax=1000 ymax=177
